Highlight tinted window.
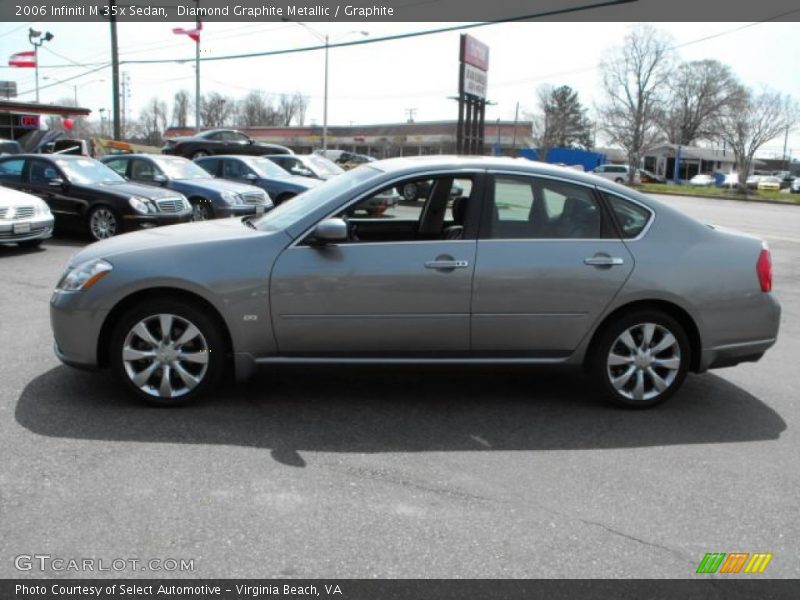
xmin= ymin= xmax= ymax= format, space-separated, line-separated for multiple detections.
xmin=29 ymin=160 xmax=61 ymax=185
xmin=490 ymin=176 xmax=602 ymax=239
xmin=223 ymin=159 xmax=251 ymax=178
xmin=604 ymin=193 xmax=651 ymax=239
xmin=104 ymin=158 xmax=128 ymax=177
xmin=0 ymin=158 xmax=25 ymax=182
xmin=130 ymin=159 xmax=157 ymax=181
xmin=196 ymin=158 xmax=219 ymax=176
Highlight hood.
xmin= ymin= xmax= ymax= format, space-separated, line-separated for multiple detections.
xmin=70 ymin=218 xmax=264 ymax=265
xmin=0 ymin=186 xmax=48 ymax=208
xmin=80 ymin=181 xmax=185 ymax=200
xmin=173 ymin=178 xmax=264 ymax=195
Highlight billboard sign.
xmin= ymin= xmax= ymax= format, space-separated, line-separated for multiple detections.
xmin=461 ymin=35 xmax=489 ymax=71
xmin=463 ymin=63 xmax=488 ymax=99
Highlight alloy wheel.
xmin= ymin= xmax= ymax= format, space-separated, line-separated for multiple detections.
xmin=605 ymin=322 xmax=682 ymax=402
xmin=122 ymin=313 xmax=210 ymax=399
xmin=89 ymin=207 xmax=117 ymax=240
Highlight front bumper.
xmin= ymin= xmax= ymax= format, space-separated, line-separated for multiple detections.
xmin=123 ymin=212 xmax=193 ymax=231
xmin=0 ymin=215 xmax=55 ymax=243
xmin=216 ymin=204 xmax=269 ymax=218
xmin=50 ymin=290 xmax=109 ymax=370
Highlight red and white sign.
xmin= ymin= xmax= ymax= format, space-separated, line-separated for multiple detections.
xmin=19 ymin=115 xmax=40 ymax=128
xmin=462 ymin=35 xmax=489 ymax=71
xmin=8 ymin=50 xmax=35 ymax=68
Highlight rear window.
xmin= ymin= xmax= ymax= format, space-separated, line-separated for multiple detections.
xmin=603 ymin=192 xmax=652 ymax=239
xmin=0 ymin=158 xmax=24 ymax=182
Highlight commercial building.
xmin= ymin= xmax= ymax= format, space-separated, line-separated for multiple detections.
xmin=0 ymin=99 xmax=90 ymax=141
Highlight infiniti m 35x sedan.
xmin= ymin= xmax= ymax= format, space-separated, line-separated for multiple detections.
xmin=50 ymin=156 xmax=780 ymax=408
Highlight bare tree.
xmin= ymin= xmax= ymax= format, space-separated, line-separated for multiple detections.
xmin=138 ymin=97 xmax=169 ymax=146
xmin=661 ymin=60 xmax=746 ymax=145
xmin=172 ymin=90 xmax=190 ymax=128
xmin=531 ymin=84 xmax=593 ymax=161
xmin=200 ymin=92 xmax=235 ymax=128
xmin=716 ymin=88 xmax=798 ymax=190
xmin=598 ymin=25 xmax=674 ymax=183
xmin=236 ymin=91 xmax=277 ymax=127
xmin=277 ymin=92 xmax=310 ymax=126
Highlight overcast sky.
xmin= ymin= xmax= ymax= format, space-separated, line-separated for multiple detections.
xmin=1 ymin=20 xmax=798 ymax=156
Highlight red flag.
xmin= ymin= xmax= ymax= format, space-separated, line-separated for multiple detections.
xmin=9 ymin=50 xmax=35 ymax=68
xmin=172 ymin=21 xmax=202 ymax=43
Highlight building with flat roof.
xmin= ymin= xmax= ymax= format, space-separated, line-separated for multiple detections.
xmin=0 ymin=100 xmax=90 ymax=141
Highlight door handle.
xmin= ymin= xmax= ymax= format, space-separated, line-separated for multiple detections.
xmin=425 ymin=259 xmax=469 ymax=269
xmin=584 ymin=256 xmax=624 ymax=266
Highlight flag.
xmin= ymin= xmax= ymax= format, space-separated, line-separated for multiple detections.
xmin=8 ymin=50 xmax=35 ymax=68
xmin=172 ymin=21 xmax=202 ymax=43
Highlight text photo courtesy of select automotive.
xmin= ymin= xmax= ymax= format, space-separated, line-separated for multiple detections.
xmin=1 ymin=1 xmax=800 ymax=589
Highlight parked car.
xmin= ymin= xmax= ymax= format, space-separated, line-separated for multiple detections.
xmin=638 ymin=169 xmax=665 ymax=184
xmin=265 ymin=153 xmax=345 ymax=180
xmin=757 ymin=176 xmax=782 ymax=192
xmin=746 ymin=175 xmax=764 ymax=190
xmin=0 ymin=185 xmax=54 ymax=247
xmin=49 ymin=156 xmax=780 ymax=409
xmin=591 ymin=164 xmax=641 ymax=184
xmin=790 ymin=178 xmax=800 ymax=194
xmin=161 ymin=129 xmax=293 ymax=160
xmin=689 ymin=174 xmax=715 ymax=187
xmin=0 ymin=154 xmax=192 ymax=240
xmin=100 ymin=154 xmax=272 ymax=221
xmin=0 ymin=138 xmax=22 ymax=156
xmin=194 ymin=155 xmax=319 ymax=206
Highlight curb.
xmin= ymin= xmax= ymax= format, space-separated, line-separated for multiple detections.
xmin=637 ymin=188 xmax=800 ymax=207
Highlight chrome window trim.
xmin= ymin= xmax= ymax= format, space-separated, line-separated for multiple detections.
xmin=594 ymin=186 xmax=656 ymax=242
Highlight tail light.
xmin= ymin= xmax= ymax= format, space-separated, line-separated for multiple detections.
xmin=756 ymin=245 xmax=772 ymax=292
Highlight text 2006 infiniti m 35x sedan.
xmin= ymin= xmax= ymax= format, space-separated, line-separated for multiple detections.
xmin=50 ymin=156 xmax=781 ymax=408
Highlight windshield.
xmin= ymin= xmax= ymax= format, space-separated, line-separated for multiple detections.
xmin=56 ymin=158 xmax=125 ymax=185
xmin=246 ymin=157 xmax=291 ymax=178
xmin=306 ymin=155 xmax=344 ymax=177
xmin=251 ymin=166 xmax=381 ymax=232
xmin=154 ymin=157 xmax=212 ymax=180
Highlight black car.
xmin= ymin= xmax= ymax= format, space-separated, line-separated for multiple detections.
xmin=161 ymin=129 xmax=293 ymax=160
xmin=101 ymin=154 xmax=272 ymax=221
xmin=194 ymin=155 xmax=319 ymax=206
xmin=0 ymin=154 xmax=192 ymax=240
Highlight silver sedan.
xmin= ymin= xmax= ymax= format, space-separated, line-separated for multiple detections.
xmin=0 ymin=185 xmax=54 ymax=247
xmin=49 ymin=156 xmax=780 ymax=408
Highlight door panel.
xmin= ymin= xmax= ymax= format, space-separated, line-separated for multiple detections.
xmin=270 ymin=241 xmax=476 ymax=355
xmin=472 ymin=240 xmax=633 ymax=354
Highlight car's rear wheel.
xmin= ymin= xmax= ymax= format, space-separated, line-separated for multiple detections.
xmin=191 ymin=150 xmax=210 ymax=159
xmin=190 ymin=198 xmax=214 ymax=221
xmin=88 ymin=205 xmax=119 ymax=240
xmin=110 ymin=299 xmax=225 ymax=406
xmin=589 ymin=310 xmax=690 ymax=409
xmin=401 ymin=182 xmax=420 ymax=201
xmin=614 ymin=177 xmax=625 ymax=184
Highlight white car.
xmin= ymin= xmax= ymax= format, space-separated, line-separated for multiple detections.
xmin=591 ymin=164 xmax=641 ymax=184
xmin=0 ymin=185 xmax=54 ymax=248
xmin=689 ymin=174 xmax=715 ymax=187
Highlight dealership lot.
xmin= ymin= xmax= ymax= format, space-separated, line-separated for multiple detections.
xmin=1 ymin=194 xmax=798 ymax=579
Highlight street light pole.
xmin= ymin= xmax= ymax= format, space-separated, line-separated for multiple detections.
xmin=28 ymin=28 xmax=54 ymax=103
xmin=194 ymin=0 xmax=201 ymax=133
xmin=323 ymin=34 xmax=329 ymax=152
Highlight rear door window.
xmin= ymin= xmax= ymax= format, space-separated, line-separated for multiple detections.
xmin=0 ymin=158 xmax=25 ymax=183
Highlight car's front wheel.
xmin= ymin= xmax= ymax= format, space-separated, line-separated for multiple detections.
xmin=590 ymin=310 xmax=690 ymax=408
xmin=88 ymin=205 xmax=119 ymax=240
xmin=191 ymin=150 xmax=210 ymax=159
xmin=110 ymin=299 xmax=226 ymax=406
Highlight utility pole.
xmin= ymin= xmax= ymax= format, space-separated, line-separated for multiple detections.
xmin=194 ymin=0 xmax=201 ymax=132
xmin=511 ymin=101 xmax=519 ymax=151
xmin=405 ymin=108 xmax=417 ymax=123
xmin=109 ymin=0 xmax=121 ymax=139
xmin=120 ymin=72 xmax=130 ymax=138
xmin=783 ymin=125 xmax=790 ymax=171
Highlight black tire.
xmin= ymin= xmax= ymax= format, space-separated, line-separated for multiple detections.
xmin=614 ymin=177 xmax=625 ymax=184
xmin=588 ymin=310 xmax=690 ymax=409
xmin=110 ymin=298 xmax=226 ymax=406
xmin=190 ymin=149 xmax=210 ymax=160
xmin=190 ymin=198 xmax=214 ymax=221
xmin=401 ymin=182 xmax=419 ymax=202
xmin=18 ymin=239 xmax=43 ymax=248
xmin=88 ymin=205 xmax=120 ymax=241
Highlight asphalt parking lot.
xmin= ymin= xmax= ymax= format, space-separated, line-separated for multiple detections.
xmin=1 ymin=194 xmax=798 ymax=579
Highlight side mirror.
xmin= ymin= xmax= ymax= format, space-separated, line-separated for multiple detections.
xmin=153 ymin=174 xmax=168 ymax=185
xmin=311 ymin=218 xmax=348 ymax=244
xmin=245 ymin=173 xmax=258 ymax=181
xmin=47 ymin=177 xmax=66 ymax=188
